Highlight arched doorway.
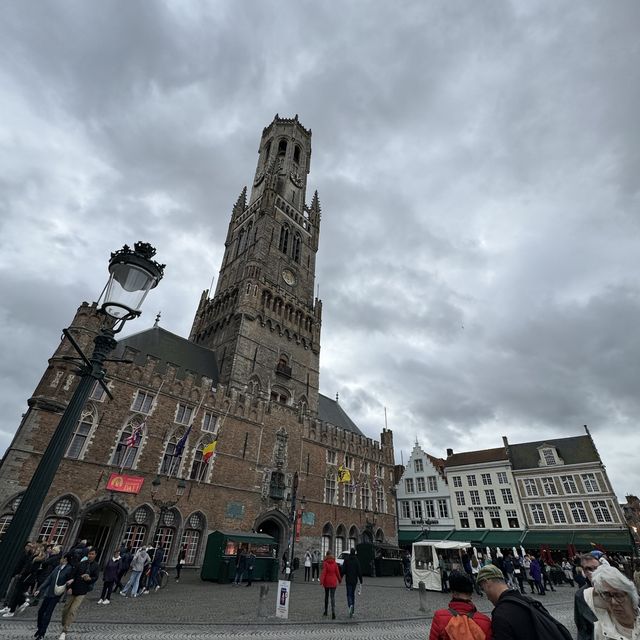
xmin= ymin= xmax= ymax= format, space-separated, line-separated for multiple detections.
xmin=254 ymin=509 xmax=288 ymax=559
xmin=76 ymin=503 xmax=125 ymax=563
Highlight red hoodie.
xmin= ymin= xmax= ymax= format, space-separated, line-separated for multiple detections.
xmin=428 ymin=598 xmax=493 ymax=640
xmin=319 ymin=557 xmax=342 ymax=589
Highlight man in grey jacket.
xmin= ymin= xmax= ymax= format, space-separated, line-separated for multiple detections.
xmin=574 ymin=553 xmax=600 ymax=640
xmin=119 ymin=547 xmax=150 ymax=598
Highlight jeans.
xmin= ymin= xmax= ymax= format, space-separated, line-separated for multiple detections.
xmin=346 ymin=583 xmax=356 ymax=609
xmin=149 ymin=565 xmax=161 ymax=589
xmin=323 ymin=587 xmax=336 ymax=615
xmin=121 ymin=570 xmax=142 ymax=596
xmin=304 ymin=566 xmax=311 ymax=581
xmin=312 ymin=563 xmax=319 ymax=580
xmin=233 ymin=569 xmax=245 ymax=585
xmin=37 ymin=596 xmax=60 ymax=636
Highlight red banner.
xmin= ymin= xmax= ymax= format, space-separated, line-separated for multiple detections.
xmin=106 ymin=473 xmax=144 ymax=494
xmin=295 ymin=510 xmax=302 ymax=542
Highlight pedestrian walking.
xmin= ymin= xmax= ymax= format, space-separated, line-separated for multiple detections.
xmin=281 ymin=550 xmax=288 ymax=575
xmin=175 ymin=546 xmax=186 ymax=583
xmin=311 ymin=549 xmax=320 ymax=581
xmin=2 ymin=543 xmax=42 ymax=617
xmin=540 ymin=556 xmax=556 ymax=592
xmin=59 ymin=547 xmax=99 ymax=640
xmin=341 ymin=548 xmax=362 ymax=618
xmin=562 ymin=558 xmax=575 ymax=587
xmin=116 ymin=545 xmax=132 ymax=590
xmin=428 ymin=571 xmax=492 ymax=640
xmin=148 ymin=546 xmax=163 ymax=591
xmin=304 ymin=550 xmax=312 ymax=582
xmin=530 ymin=557 xmax=545 ymax=595
xmin=98 ymin=549 xmax=121 ymax=604
xmin=477 ymin=564 xmax=572 ymax=640
xmin=584 ymin=564 xmax=640 ymax=639
xmin=0 ymin=542 xmax=33 ymax=615
xmin=470 ymin=553 xmax=483 ymax=595
xmin=119 ymin=546 xmax=149 ymax=598
xmin=320 ymin=551 xmax=341 ymax=619
xmin=246 ymin=551 xmax=256 ymax=587
xmin=32 ymin=553 xmax=74 ymax=640
xmin=233 ymin=547 xmax=248 ymax=585
xmin=512 ymin=555 xmax=525 ymax=593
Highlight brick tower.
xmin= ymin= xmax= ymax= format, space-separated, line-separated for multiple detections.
xmin=189 ymin=114 xmax=322 ymax=413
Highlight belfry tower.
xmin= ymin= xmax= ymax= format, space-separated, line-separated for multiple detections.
xmin=189 ymin=115 xmax=322 ymax=413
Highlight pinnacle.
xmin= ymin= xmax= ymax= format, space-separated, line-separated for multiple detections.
xmin=311 ymin=190 xmax=321 ymax=212
xmin=233 ymin=186 xmax=247 ymax=214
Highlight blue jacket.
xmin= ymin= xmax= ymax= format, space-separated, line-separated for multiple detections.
xmin=38 ymin=564 xmax=74 ymax=599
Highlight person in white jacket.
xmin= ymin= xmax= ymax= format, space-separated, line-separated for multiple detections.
xmin=119 ymin=547 xmax=150 ymax=598
xmin=584 ymin=564 xmax=640 ymax=639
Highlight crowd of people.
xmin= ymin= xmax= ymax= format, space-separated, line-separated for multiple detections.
xmin=0 ymin=538 xmax=182 ymax=640
xmin=424 ymin=548 xmax=640 ymax=640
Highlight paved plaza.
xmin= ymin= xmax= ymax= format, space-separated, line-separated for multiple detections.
xmin=0 ymin=571 xmax=578 ymax=639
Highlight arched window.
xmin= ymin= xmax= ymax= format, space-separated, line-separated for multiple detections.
xmin=181 ymin=512 xmax=204 ymax=565
xmin=293 ymin=145 xmax=301 ymax=164
xmin=124 ymin=506 xmax=151 ymax=550
xmin=335 ymin=524 xmax=346 ymax=556
xmin=292 ymin=234 xmax=301 ymax=263
xmin=66 ymin=405 xmax=96 ymax=459
xmin=321 ymin=523 xmax=333 ymax=558
xmin=38 ymin=517 xmax=70 ymax=545
xmin=235 ymin=229 xmax=245 ymax=257
xmin=348 ymin=526 xmax=358 ymax=550
xmin=154 ymin=508 xmax=179 ymax=563
xmin=278 ymin=225 xmax=289 ymax=254
xmin=160 ymin=434 xmax=183 ymax=476
xmin=277 ymin=139 xmax=287 ymax=157
xmin=111 ymin=416 xmax=145 ymax=470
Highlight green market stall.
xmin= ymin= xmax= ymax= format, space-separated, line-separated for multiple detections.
xmin=201 ymin=530 xmax=278 ymax=583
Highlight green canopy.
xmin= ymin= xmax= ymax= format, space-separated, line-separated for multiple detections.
xmin=482 ymin=531 xmax=526 ymax=546
xmin=571 ymin=530 xmax=633 ymax=552
xmin=214 ymin=530 xmax=277 ymax=545
xmin=522 ymin=530 xmax=573 ymax=549
xmin=445 ymin=530 xmax=489 ymax=543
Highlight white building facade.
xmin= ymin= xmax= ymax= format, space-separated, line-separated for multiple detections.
xmin=396 ymin=442 xmax=453 ymax=545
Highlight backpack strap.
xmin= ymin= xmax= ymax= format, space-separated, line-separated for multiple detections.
xmin=448 ymin=607 xmax=475 ymax=620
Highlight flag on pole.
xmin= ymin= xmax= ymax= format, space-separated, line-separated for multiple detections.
xmin=174 ymin=425 xmax=192 ymax=458
xmin=337 ymin=464 xmax=351 ymax=484
xmin=202 ymin=440 xmax=217 ymax=463
xmin=125 ymin=421 xmax=145 ymax=447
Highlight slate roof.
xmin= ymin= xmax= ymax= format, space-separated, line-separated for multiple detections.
xmin=508 ymin=435 xmax=599 ymax=470
xmin=115 ymin=326 xmax=219 ymax=383
xmin=444 ymin=447 xmax=508 ymax=468
xmin=318 ymin=393 xmax=364 ymax=436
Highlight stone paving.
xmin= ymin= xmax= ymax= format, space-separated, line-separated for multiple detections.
xmin=0 ymin=570 xmax=579 ymax=639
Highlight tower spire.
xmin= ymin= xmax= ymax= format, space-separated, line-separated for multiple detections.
xmin=233 ymin=186 xmax=247 ymax=218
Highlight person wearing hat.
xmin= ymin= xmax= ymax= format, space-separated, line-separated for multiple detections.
xmin=476 ymin=563 xmax=571 ymax=640
xmin=428 ymin=571 xmax=492 ymax=639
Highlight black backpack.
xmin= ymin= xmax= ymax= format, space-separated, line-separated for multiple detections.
xmin=499 ymin=594 xmax=572 ymax=640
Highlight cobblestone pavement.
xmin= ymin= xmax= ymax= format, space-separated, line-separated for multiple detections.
xmin=0 ymin=571 xmax=578 ymax=639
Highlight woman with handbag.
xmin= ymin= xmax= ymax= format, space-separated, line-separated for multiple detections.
xmin=33 ymin=553 xmax=74 ymax=640
xmin=175 ymin=546 xmax=187 ymax=583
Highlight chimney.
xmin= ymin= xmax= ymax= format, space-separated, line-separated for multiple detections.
xmin=502 ymin=436 xmax=509 ymax=447
xmin=446 ymin=448 xmax=454 ymax=457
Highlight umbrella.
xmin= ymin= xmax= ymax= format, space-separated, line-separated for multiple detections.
xmin=520 ymin=545 xmax=526 ymax=557
xmin=512 ymin=546 xmax=519 ymax=558
xmin=485 ymin=546 xmax=492 ymax=560
xmin=496 ymin=547 xmax=503 ymax=558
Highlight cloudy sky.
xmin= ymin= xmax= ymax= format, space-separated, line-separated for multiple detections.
xmin=1 ymin=1 xmax=639 ymax=500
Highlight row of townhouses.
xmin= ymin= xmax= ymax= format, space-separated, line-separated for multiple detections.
xmin=396 ymin=426 xmax=633 ymax=555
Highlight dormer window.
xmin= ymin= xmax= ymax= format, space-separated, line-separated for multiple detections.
xmin=537 ymin=444 xmax=563 ymax=467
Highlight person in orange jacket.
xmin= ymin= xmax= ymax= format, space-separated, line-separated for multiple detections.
xmin=319 ymin=551 xmax=342 ymax=619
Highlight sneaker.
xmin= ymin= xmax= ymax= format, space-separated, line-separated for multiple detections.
xmin=120 ymin=591 xmax=127 ymax=597
xmin=98 ymin=599 xmax=103 ymax=604
xmin=59 ymin=633 xmax=66 ymax=640
xmin=103 ymin=599 xmax=110 ymax=605
xmin=155 ymin=585 xmax=160 ymax=591
xmin=18 ymin=601 xmax=31 ymax=614
xmin=0 ymin=607 xmax=9 ymax=614
xmin=332 ymin=612 xmax=336 ymax=620
xmin=349 ymin=605 xmax=354 ymax=617
xmin=2 ymin=612 xmax=14 ymax=618
xmin=142 ymin=589 xmax=149 ymax=595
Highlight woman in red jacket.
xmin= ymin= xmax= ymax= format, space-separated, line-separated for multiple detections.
xmin=429 ymin=571 xmax=493 ymax=639
xmin=319 ymin=551 xmax=342 ymax=619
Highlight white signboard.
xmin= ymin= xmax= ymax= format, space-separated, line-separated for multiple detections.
xmin=275 ymin=580 xmax=291 ymax=619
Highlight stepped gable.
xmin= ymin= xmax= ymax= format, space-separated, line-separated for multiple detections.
xmin=317 ymin=393 xmax=364 ymax=437
xmin=508 ymin=435 xmax=598 ymax=469
xmin=115 ymin=325 xmax=219 ymax=383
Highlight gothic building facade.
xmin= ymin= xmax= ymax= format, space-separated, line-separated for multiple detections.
xmin=0 ymin=115 xmax=397 ymax=568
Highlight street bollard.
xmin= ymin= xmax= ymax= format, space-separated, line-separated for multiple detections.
xmin=258 ymin=584 xmax=270 ymax=617
xmin=418 ymin=581 xmax=427 ymax=612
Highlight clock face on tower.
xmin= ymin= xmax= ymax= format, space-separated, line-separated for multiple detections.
xmin=282 ymin=269 xmax=296 ymax=286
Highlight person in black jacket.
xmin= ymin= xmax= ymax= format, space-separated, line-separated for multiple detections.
xmin=33 ymin=553 xmax=74 ymax=640
xmin=574 ymin=553 xmax=600 ymax=640
xmin=341 ymin=549 xmax=363 ymax=618
xmin=0 ymin=542 xmax=33 ymax=615
xmin=477 ymin=563 xmax=571 ymax=640
xmin=59 ymin=548 xmax=99 ymax=639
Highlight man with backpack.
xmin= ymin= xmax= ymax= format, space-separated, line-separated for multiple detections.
xmin=477 ymin=564 xmax=572 ymax=640
xmin=428 ymin=571 xmax=492 ymax=639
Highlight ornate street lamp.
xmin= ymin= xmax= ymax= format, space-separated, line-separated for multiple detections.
xmin=0 ymin=242 xmax=164 ymax=596
xmin=284 ymin=472 xmax=300 ymax=580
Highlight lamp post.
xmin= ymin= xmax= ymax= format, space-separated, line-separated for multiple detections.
xmin=150 ymin=476 xmax=186 ymax=557
xmin=285 ymin=472 xmax=300 ymax=580
xmin=0 ymin=242 xmax=164 ymax=596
